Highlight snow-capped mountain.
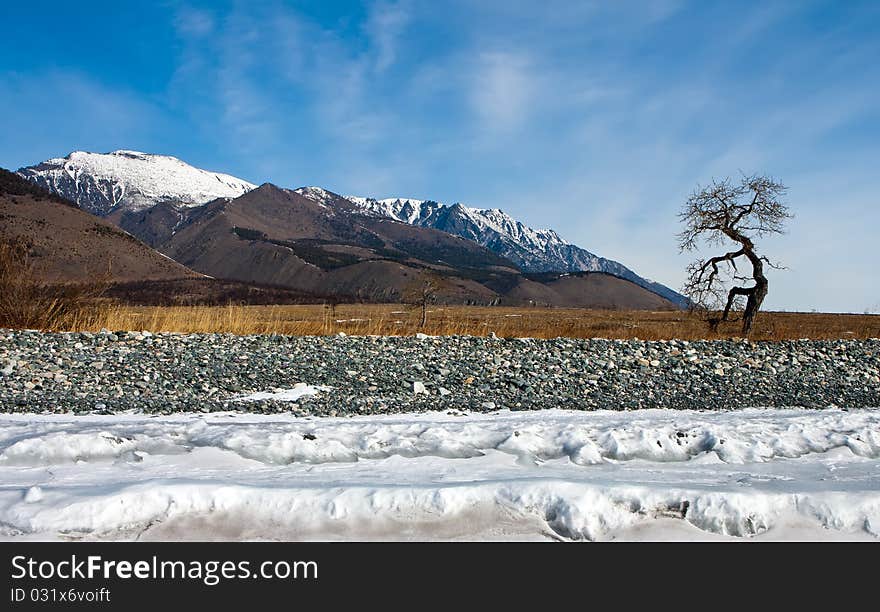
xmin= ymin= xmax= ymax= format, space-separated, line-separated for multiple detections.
xmin=337 ymin=194 xmax=687 ymax=306
xmin=15 ymin=149 xmax=685 ymax=305
xmin=17 ymin=150 xmax=255 ymax=216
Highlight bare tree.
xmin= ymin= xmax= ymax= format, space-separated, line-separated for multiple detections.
xmin=678 ymin=175 xmax=791 ymax=335
xmin=322 ymin=296 xmax=341 ymax=334
xmin=403 ymin=273 xmax=448 ymax=328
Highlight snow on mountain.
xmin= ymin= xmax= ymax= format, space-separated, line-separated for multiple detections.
xmin=292 ymin=186 xmax=336 ymax=207
xmin=345 ymin=196 xmax=566 ymax=261
xmin=337 ymin=194 xmax=688 ymax=306
xmin=17 ymin=150 xmax=256 ymax=216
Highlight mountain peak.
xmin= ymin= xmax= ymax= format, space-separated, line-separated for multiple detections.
xmin=18 ymin=150 xmax=256 ymax=216
xmin=293 ymin=186 xmax=343 ymax=207
xmin=107 ymin=149 xmax=150 ymax=157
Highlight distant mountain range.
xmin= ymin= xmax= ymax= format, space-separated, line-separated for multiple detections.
xmin=333 ymin=193 xmax=685 ymax=306
xmin=13 ymin=150 xmax=685 ymax=307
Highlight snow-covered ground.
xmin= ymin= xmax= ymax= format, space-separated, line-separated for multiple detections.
xmin=0 ymin=408 xmax=878 ymax=541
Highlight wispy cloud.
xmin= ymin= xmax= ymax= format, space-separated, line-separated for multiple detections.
xmin=173 ymin=5 xmax=215 ymax=38
xmin=366 ymin=1 xmax=411 ymax=73
xmin=0 ymin=71 xmax=164 ymax=169
xmin=469 ymin=52 xmax=536 ymax=134
xmin=167 ymin=0 xmax=418 ymax=166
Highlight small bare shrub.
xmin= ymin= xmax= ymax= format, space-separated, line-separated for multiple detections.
xmin=0 ymin=239 xmax=110 ymax=330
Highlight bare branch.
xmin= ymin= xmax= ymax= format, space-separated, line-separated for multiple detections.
xmin=759 ymin=256 xmax=786 ymax=270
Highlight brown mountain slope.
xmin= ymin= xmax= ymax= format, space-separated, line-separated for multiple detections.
xmin=0 ymin=168 xmax=198 ymax=283
xmin=109 ymin=200 xmax=187 ymax=249
xmin=112 ymin=183 xmax=675 ymax=308
xmin=134 ymin=184 xmax=516 ymax=302
xmin=504 ymin=272 xmax=674 ymax=309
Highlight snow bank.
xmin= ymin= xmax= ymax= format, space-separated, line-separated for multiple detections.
xmin=3 ymin=408 xmax=875 ymax=466
xmin=0 ymin=409 xmax=878 ymax=541
xmin=0 ymin=431 xmax=138 ymax=465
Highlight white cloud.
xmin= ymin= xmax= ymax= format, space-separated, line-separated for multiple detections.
xmin=366 ymin=1 xmax=411 ymax=72
xmin=470 ymin=52 xmax=535 ymax=133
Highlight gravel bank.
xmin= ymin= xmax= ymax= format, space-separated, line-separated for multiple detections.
xmin=0 ymin=330 xmax=878 ymax=414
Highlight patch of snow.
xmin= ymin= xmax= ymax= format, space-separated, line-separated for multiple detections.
xmin=24 ymin=486 xmax=44 ymax=504
xmin=232 ymin=383 xmax=330 ymax=402
xmin=293 ymin=186 xmax=335 ymax=207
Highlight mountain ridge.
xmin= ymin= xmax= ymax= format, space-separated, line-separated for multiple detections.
xmin=315 ymin=192 xmax=687 ymax=306
xmin=110 ymin=182 xmax=674 ymax=309
xmin=18 ymin=151 xmax=685 ymax=306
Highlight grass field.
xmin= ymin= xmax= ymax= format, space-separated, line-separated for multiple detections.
xmin=56 ymin=303 xmax=880 ymax=341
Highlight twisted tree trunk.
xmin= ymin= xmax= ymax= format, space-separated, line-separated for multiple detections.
xmin=719 ymin=229 xmax=768 ymax=335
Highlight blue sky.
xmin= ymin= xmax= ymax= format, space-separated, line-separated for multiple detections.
xmin=1 ymin=0 xmax=878 ymax=312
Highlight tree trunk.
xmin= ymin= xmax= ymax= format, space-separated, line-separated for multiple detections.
xmin=742 ymin=278 xmax=768 ymax=335
xmin=740 ymin=245 xmax=768 ymax=336
xmin=719 ymin=229 xmax=769 ymax=337
xmin=722 ymin=286 xmax=751 ymax=322
xmin=420 ymin=300 xmax=427 ymax=328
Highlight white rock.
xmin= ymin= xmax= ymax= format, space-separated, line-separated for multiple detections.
xmin=413 ymin=381 xmax=427 ymax=395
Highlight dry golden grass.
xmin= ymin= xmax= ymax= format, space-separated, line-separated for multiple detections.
xmin=52 ymin=303 xmax=880 ymax=341
xmin=0 ymin=239 xmax=110 ymax=331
